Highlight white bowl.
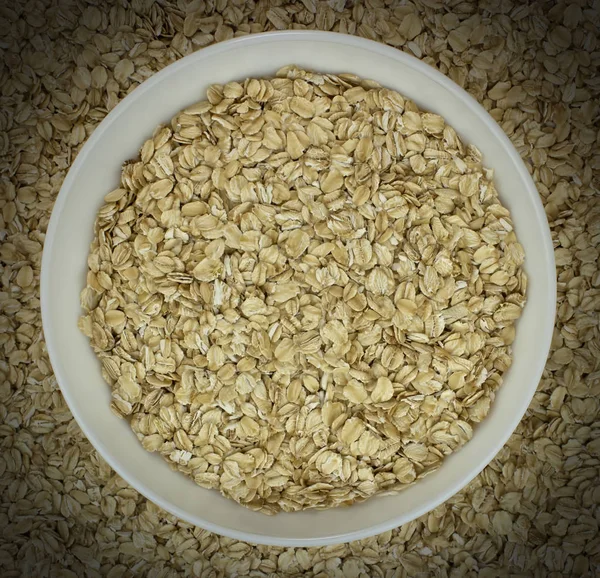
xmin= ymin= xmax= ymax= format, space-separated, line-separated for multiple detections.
xmin=41 ymin=31 xmax=555 ymax=546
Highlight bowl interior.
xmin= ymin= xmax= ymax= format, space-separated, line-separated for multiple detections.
xmin=41 ymin=31 xmax=555 ymax=546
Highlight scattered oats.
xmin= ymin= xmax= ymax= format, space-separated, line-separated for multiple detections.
xmin=2 ymin=0 xmax=598 ymax=574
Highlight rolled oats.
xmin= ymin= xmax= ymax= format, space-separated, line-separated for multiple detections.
xmin=80 ymin=67 xmax=526 ymax=514
xmin=5 ymin=0 xmax=598 ymax=572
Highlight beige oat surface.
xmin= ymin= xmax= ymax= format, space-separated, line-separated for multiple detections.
xmin=0 ymin=0 xmax=599 ymax=576
xmin=80 ymin=66 xmax=526 ymax=514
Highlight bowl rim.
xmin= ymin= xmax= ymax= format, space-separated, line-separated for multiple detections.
xmin=41 ymin=29 xmax=556 ymax=546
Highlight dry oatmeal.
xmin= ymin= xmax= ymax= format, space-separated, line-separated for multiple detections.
xmin=79 ymin=66 xmax=526 ymax=514
xmin=3 ymin=0 xmax=598 ymax=572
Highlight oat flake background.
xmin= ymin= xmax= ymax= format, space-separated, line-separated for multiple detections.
xmin=0 ymin=0 xmax=599 ymax=576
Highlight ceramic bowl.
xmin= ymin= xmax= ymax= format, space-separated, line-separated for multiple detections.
xmin=41 ymin=31 xmax=555 ymax=546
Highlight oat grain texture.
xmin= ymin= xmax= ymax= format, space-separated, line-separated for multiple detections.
xmin=0 ymin=0 xmax=599 ymax=576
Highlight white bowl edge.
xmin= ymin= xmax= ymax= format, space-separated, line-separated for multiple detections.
xmin=40 ymin=30 xmax=556 ymax=546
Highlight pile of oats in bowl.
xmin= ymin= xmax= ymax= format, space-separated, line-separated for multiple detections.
xmin=79 ymin=66 xmax=526 ymax=514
